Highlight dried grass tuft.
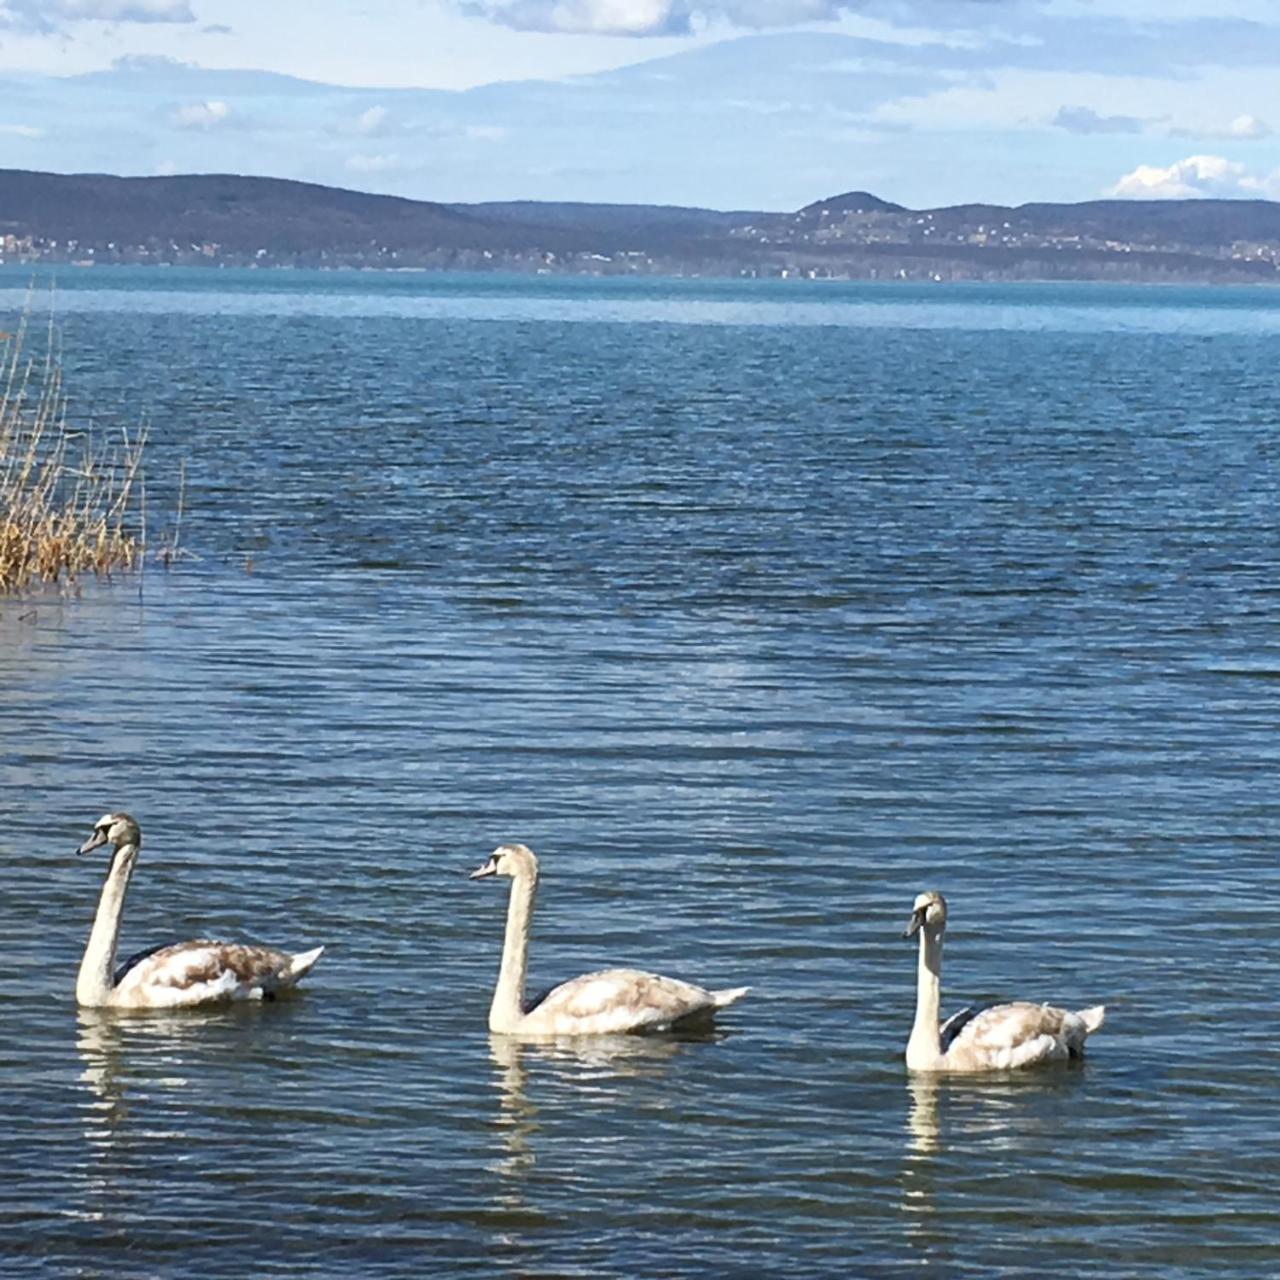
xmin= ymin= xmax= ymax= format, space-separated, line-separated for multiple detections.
xmin=0 ymin=311 xmax=149 ymax=594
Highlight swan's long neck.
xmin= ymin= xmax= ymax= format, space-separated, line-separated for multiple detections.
xmin=76 ymin=845 xmax=137 ymax=1007
xmin=906 ymin=926 xmax=944 ymax=1071
xmin=490 ymin=868 xmax=537 ymax=1034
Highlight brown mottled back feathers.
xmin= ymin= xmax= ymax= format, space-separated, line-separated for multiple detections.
xmin=117 ymin=940 xmax=294 ymax=992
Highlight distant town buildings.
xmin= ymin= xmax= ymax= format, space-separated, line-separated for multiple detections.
xmin=1 ymin=177 xmax=1277 ymax=283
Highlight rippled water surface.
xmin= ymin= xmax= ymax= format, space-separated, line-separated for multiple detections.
xmin=2 ymin=269 xmax=1278 ymax=1278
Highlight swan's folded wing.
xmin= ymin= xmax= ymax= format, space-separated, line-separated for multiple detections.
xmin=114 ymin=942 xmax=178 ymax=986
xmin=939 ymin=1005 xmax=978 ymax=1051
xmin=528 ymin=967 xmax=717 ymax=1034
xmin=113 ymin=941 xmax=296 ymax=1007
xmin=947 ymin=1001 xmax=1075 ymax=1070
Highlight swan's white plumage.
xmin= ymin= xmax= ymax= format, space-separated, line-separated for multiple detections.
xmin=904 ymin=891 xmax=1105 ymax=1074
xmin=472 ymin=843 xmax=748 ymax=1037
xmin=520 ymin=967 xmax=747 ymax=1036
xmin=939 ymin=1001 xmax=1102 ymax=1071
xmin=109 ymin=940 xmax=324 ymax=1009
xmin=75 ymin=812 xmax=323 ymax=1010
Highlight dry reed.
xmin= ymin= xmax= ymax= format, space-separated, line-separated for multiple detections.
xmin=0 ymin=310 xmax=149 ymax=594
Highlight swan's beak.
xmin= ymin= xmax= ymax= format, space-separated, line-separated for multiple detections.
xmin=903 ymin=906 xmax=927 ymax=939
xmin=469 ymin=857 xmax=499 ymax=879
xmin=78 ymin=828 xmax=109 ymax=856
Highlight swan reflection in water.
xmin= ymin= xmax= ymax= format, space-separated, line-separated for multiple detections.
xmin=901 ymin=1074 xmax=944 ymax=1260
xmin=906 ymin=1073 xmax=942 ymax=1156
xmin=899 ymin=1075 xmax=1044 ymax=1257
xmin=73 ymin=1007 xmax=226 ymax=1219
xmin=77 ymin=1008 xmax=214 ymax=1130
xmin=486 ymin=1031 xmax=719 ymax=1208
xmin=903 ymin=1061 xmax=1093 ymax=1164
xmin=77 ymin=1009 xmax=131 ymax=1131
xmin=900 ymin=1067 xmax=1093 ymax=1268
xmin=76 ymin=1004 xmax=280 ymax=1144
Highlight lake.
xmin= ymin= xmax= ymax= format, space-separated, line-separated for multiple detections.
xmin=2 ymin=269 xmax=1278 ymax=1277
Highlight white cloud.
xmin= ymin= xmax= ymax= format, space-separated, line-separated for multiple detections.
xmin=1 ymin=0 xmax=194 ymax=29
xmin=464 ymin=124 xmax=508 ymax=141
xmin=0 ymin=123 xmax=43 ymax=137
xmin=1227 ymin=112 xmax=1271 ymax=138
xmin=170 ymin=99 xmax=230 ymax=129
xmin=1106 ymin=153 xmax=1278 ymax=199
xmin=463 ymin=0 xmax=845 ymax=36
xmin=460 ymin=0 xmax=1280 ymax=41
xmin=474 ymin=0 xmax=687 ymax=36
xmin=112 ymin=53 xmax=190 ymax=72
xmin=356 ymin=106 xmax=388 ymax=135
xmin=1172 ymin=112 xmax=1274 ymax=141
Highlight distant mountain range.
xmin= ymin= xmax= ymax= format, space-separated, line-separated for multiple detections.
xmin=2 ymin=168 xmax=1279 ymax=283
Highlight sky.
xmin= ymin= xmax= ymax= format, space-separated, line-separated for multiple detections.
xmin=0 ymin=0 xmax=1277 ymax=210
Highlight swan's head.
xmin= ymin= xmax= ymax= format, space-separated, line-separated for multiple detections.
xmin=78 ymin=812 xmax=141 ymax=857
xmin=470 ymin=843 xmax=539 ymax=882
xmin=904 ymin=890 xmax=947 ymax=938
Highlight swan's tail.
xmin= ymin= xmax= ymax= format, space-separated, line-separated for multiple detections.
xmin=711 ymin=985 xmax=750 ymax=1009
xmin=1076 ymin=1005 xmax=1106 ymax=1035
xmin=286 ymin=945 xmax=325 ymax=983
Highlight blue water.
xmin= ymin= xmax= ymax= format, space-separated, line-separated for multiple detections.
xmin=1 ymin=269 xmax=1278 ymax=1278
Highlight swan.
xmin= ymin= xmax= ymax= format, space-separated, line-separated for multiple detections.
xmin=904 ymin=891 xmax=1105 ymax=1073
xmin=470 ymin=843 xmax=749 ymax=1036
xmin=75 ymin=812 xmax=324 ymax=1010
